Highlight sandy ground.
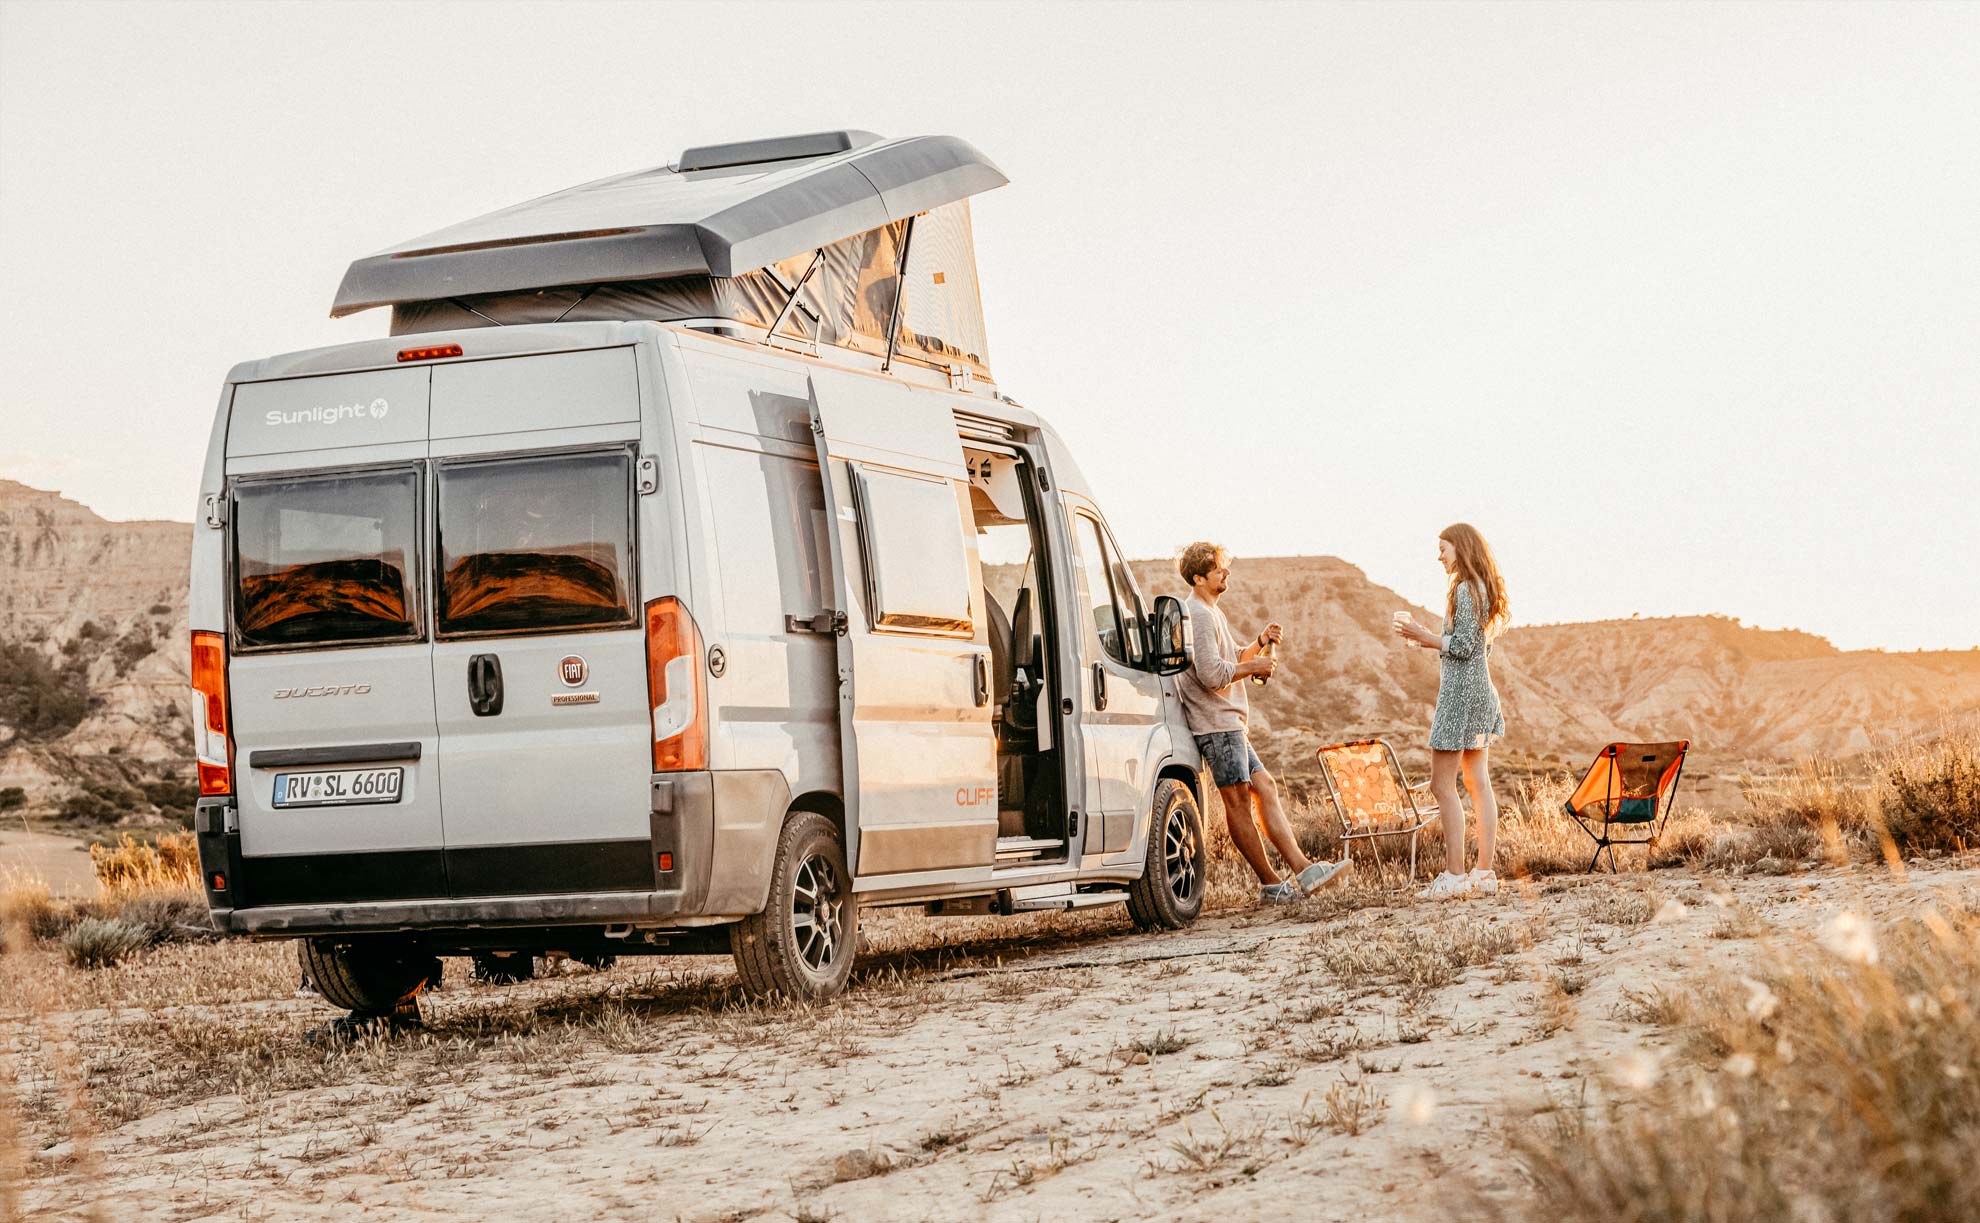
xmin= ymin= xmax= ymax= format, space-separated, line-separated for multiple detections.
xmin=0 ymin=828 xmax=99 ymax=898
xmin=12 ymin=861 xmax=1979 ymax=1223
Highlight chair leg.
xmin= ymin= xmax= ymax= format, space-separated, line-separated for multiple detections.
xmin=1408 ymin=831 xmax=1419 ymax=883
xmin=1586 ymin=840 xmax=1606 ymax=874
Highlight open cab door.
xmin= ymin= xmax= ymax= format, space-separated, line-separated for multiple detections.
xmin=806 ymin=369 xmax=998 ymax=890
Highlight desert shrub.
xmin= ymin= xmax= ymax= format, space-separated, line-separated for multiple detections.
xmin=90 ymin=831 xmax=201 ymax=895
xmin=60 ymin=789 xmax=119 ymax=823
xmin=0 ymin=640 xmax=90 ymax=741
xmin=147 ymin=602 xmax=172 ymax=616
xmin=1493 ymin=902 xmax=1980 ymax=1222
xmin=111 ymin=890 xmax=213 ymax=942
xmin=1877 ymin=729 xmax=1980 ymax=855
xmin=113 ymin=623 xmax=156 ymax=675
xmin=141 ymin=778 xmax=199 ymax=827
xmin=0 ymin=785 xmax=25 ymax=810
xmin=63 ymin=916 xmax=152 ymax=968
xmin=0 ymin=878 xmax=68 ymax=945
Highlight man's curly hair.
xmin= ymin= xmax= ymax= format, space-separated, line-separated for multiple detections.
xmin=1176 ymin=541 xmax=1226 ymax=588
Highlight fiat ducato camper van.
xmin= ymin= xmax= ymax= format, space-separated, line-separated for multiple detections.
xmin=190 ymin=132 xmax=1209 ymax=1010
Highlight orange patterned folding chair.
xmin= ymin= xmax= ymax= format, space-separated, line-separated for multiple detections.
xmin=1562 ymin=741 xmax=1690 ymax=873
xmin=1314 ymin=739 xmax=1439 ymax=882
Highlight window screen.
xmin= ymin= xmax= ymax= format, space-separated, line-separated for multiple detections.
xmin=233 ymin=468 xmax=420 ymax=649
xmin=852 ymin=467 xmax=973 ymax=635
xmin=436 ymin=450 xmax=635 ymax=636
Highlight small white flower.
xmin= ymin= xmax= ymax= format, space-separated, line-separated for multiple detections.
xmin=1947 ymin=1064 xmax=1966 ymax=1081
xmin=1775 ymin=1037 xmax=1796 ymax=1063
xmin=1740 ymin=977 xmax=1779 ymax=1022
xmin=1819 ymin=911 xmax=1880 ymax=965
xmin=1651 ymin=899 xmax=1689 ymax=925
xmin=1616 ymin=1050 xmax=1664 ymax=1090
xmin=1392 ymin=1083 xmax=1437 ymax=1125
xmin=1724 ymin=1054 xmax=1756 ymax=1078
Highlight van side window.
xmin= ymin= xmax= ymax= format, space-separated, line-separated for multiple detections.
xmin=232 ymin=468 xmax=421 ymax=649
xmin=1071 ymin=513 xmax=1144 ymax=667
xmin=851 ymin=466 xmax=973 ymax=635
xmin=435 ymin=450 xmax=636 ymax=637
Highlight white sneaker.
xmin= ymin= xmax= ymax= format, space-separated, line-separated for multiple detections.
xmin=1296 ymin=859 xmax=1351 ymax=894
xmin=1259 ymin=881 xmax=1299 ymax=905
xmin=1469 ymin=869 xmax=1500 ymax=896
xmin=1417 ymin=871 xmax=1474 ymax=901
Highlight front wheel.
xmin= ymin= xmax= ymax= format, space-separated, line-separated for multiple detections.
xmin=1126 ymin=778 xmax=1207 ymax=931
xmin=730 ymin=811 xmax=858 ymax=1000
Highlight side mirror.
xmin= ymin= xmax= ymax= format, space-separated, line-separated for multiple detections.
xmin=1148 ymin=595 xmax=1190 ymax=676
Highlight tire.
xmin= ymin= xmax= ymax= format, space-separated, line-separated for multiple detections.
xmin=298 ymin=938 xmax=440 ymax=1014
xmin=730 ymin=811 xmax=858 ymax=1001
xmin=1126 ymin=778 xmax=1207 ymax=931
xmin=470 ymin=951 xmax=536 ymax=985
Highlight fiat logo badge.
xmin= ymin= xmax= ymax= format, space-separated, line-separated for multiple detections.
xmin=558 ymin=655 xmax=588 ymax=687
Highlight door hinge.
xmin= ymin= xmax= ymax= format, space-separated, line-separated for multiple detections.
xmin=202 ymin=492 xmax=227 ymax=529
xmin=785 ymin=610 xmax=848 ymax=636
xmin=637 ymin=455 xmax=660 ymax=495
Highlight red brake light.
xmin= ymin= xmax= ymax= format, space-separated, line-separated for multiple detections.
xmin=396 ymin=344 xmax=463 ymax=363
xmin=190 ymin=631 xmax=233 ymax=796
xmin=644 ymin=597 xmax=707 ymax=772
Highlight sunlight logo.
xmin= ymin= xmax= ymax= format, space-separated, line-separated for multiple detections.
xmin=264 ymin=398 xmax=392 ymax=430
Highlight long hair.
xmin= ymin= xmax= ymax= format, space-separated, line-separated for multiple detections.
xmin=1441 ymin=523 xmax=1509 ymax=638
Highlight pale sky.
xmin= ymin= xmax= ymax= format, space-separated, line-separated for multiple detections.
xmin=3 ymin=1 xmax=1976 ymax=651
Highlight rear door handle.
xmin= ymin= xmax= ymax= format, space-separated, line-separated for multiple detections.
xmin=972 ymin=654 xmax=990 ymax=708
xmin=468 ymin=653 xmax=504 ymax=717
xmin=1092 ymin=661 xmax=1108 ymax=712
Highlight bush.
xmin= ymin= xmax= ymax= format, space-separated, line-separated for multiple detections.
xmin=1878 ymin=729 xmax=1980 ymax=855
xmin=91 ymin=831 xmax=201 ymax=894
xmin=1493 ymin=902 xmax=1980 ymax=1222
xmin=63 ymin=916 xmax=153 ymax=968
xmin=0 ymin=879 xmax=66 ymax=945
xmin=0 ymin=786 xmax=25 ymax=811
xmin=0 ymin=640 xmax=90 ymax=742
xmin=141 ymin=778 xmax=200 ymax=826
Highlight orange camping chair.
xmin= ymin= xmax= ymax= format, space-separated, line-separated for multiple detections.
xmin=1562 ymin=741 xmax=1690 ymax=873
xmin=1315 ymin=739 xmax=1438 ymax=882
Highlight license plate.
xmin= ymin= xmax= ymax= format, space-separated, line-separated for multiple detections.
xmin=273 ymin=767 xmax=404 ymax=808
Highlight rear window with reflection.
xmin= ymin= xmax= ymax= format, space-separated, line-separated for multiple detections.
xmin=232 ymin=469 xmax=421 ymax=649
xmin=435 ymin=450 xmax=635 ymax=636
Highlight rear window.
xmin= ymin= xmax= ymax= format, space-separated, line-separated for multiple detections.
xmin=232 ymin=469 xmax=421 ymax=649
xmin=436 ymin=450 xmax=636 ymax=636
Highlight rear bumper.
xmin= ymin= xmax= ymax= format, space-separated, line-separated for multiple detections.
xmin=198 ymin=769 xmax=790 ymax=937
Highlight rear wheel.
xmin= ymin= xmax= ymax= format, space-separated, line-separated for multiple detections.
xmin=730 ymin=811 xmax=858 ymax=1000
xmin=1127 ymin=778 xmax=1207 ymax=931
xmin=299 ymin=937 xmax=439 ymax=1014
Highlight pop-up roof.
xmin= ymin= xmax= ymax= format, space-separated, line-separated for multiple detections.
xmin=331 ymin=131 xmax=1007 ymax=379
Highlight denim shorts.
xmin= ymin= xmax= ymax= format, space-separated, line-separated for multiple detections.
xmin=1195 ymin=730 xmax=1264 ymax=788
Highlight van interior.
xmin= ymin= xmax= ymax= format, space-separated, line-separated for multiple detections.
xmin=965 ymin=446 xmax=1067 ymax=865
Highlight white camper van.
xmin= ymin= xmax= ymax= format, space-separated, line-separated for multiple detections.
xmin=190 ymin=132 xmax=1209 ymax=1011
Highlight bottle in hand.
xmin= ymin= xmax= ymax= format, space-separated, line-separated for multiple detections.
xmin=1250 ymin=635 xmax=1275 ymax=687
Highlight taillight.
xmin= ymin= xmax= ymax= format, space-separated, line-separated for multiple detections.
xmin=645 ymin=597 xmax=707 ymax=772
xmin=189 ymin=631 xmax=233 ymax=796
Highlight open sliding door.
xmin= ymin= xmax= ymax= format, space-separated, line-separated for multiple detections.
xmin=807 ymin=369 xmax=996 ymax=889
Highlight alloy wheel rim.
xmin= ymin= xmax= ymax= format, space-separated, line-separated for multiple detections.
xmin=1164 ymin=804 xmax=1201 ymax=902
xmin=791 ymin=853 xmax=844 ymax=972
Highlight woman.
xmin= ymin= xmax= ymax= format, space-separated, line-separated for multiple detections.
xmin=1392 ymin=523 xmax=1508 ymax=899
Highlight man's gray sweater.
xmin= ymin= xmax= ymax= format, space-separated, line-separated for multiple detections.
xmin=1179 ymin=593 xmax=1247 ymax=734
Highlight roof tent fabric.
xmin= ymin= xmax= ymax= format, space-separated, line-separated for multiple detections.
xmin=332 ymin=133 xmax=1006 ymax=318
xmin=389 ymin=201 xmax=994 ymax=378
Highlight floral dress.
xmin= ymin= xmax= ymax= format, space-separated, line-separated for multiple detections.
xmin=1429 ymin=582 xmax=1504 ymax=751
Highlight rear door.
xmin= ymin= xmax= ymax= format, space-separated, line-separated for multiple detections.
xmin=224 ymin=369 xmax=445 ymax=903
xmin=808 ymin=369 xmax=996 ymax=885
xmin=427 ymin=349 xmax=657 ymax=897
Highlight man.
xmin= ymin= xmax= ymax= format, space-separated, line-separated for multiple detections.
xmin=1176 ymin=542 xmax=1348 ymax=903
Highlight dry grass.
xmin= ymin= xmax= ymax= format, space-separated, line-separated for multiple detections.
xmin=89 ymin=831 xmax=200 ymax=896
xmin=1494 ymin=898 xmax=1980 ymax=1222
